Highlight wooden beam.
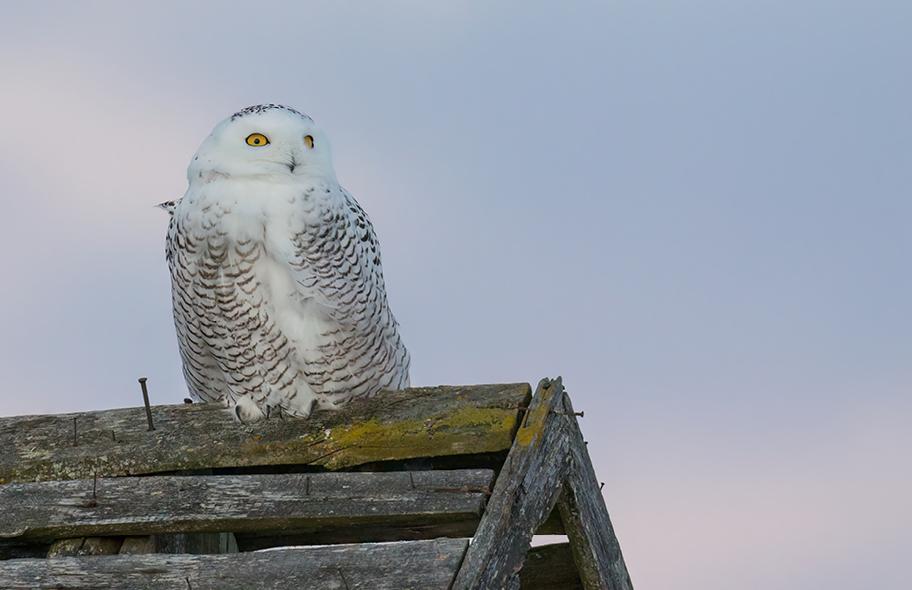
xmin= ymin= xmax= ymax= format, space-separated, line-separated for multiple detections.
xmin=452 ymin=378 xmax=572 ymax=590
xmin=0 ymin=470 xmax=492 ymax=544
xmin=453 ymin=378 xmax=634 ymax=590
xmin=557 ymin=394 xmax=633 ymax=590
xmin=0 ymin=538 xmax=468 ymax=589
xmin=0 ymin=383 xmax=530 ymax=484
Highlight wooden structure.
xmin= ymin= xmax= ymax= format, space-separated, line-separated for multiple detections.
xmin=0 ymin=378 xmax=632 ymax=589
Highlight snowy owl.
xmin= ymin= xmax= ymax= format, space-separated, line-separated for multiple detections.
xmin=164 ymin=104 xmax=410 ymax=422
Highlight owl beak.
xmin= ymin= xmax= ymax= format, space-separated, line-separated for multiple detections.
xmin=156 ymin=200 xmax=177 ymax=216
xmin=286 ymin=154 xmax=298 ymax=173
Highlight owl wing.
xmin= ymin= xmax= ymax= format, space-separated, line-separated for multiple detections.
xmin=283 ymin=186 xmax=410 ymax=407
xmin=167 ymin=185 xmax=409 ymax=417
xmin=166 ymin=208 xmax=234 ymax=404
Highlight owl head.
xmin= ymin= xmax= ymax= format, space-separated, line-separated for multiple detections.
xmin=188 ymin=105 xmax=335 ymax=182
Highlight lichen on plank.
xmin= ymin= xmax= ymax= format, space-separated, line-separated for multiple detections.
xmin=0 ymin=383 xmax=530 ymax=484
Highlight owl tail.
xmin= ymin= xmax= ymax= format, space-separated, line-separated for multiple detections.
xmin=156 ymin=199 xmax=180 ymax=216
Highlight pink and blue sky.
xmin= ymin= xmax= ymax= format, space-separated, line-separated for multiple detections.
xmin=1 ymin=2 xmax=910 ymax=587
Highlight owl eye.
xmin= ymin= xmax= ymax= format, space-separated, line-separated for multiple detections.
xmin=304 ymin=135 xmax=315 ymax=149
xmin=245 ymin=133 xmax=270 ymax=147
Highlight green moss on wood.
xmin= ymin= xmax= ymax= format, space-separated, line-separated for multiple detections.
xmin=0 ymin=383 xmax=531 ymax=484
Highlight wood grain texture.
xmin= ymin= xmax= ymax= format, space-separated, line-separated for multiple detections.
xmin=454 ymin=378 xmax=634 ymax=590
xmin=557 ymin=395 xmax=633 ymax=590
xmin=0 ymin=538 xmax=468 ymax=589
xmin=0 ymin=383 xmax=530 ymax=484
xmin=0 ymin=470 xmax=492 ymax=544
xmin=452 ymin=378 xmax=572 ymax=590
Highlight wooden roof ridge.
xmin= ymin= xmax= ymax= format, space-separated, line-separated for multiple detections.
xmin=0 ymin=379 xmax=633 ymax=589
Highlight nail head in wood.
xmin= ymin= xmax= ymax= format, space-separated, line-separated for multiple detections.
xmin=82 ymin=471 xmax=99 ymax=508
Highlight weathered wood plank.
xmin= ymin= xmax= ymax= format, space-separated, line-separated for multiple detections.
xmin=453 ymin=378 xmax=634 ymax=590
xmin=0 ymin=470 xmax=493 ymax=543
xmin=452 ymin=378 xmax=572 ymax=590
xmin=521 ymin=543 xmax=583 ymax=590
xmin=557 ymin=395 xmax=633 ymax=590
xmin=0 ymin=538 xmax=468 ymax=589
xmin=0 ymin=383 xmax=530 ymax=484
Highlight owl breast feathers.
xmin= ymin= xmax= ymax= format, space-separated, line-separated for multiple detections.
xmin=165 ymin=105 xmax=410 ymax=421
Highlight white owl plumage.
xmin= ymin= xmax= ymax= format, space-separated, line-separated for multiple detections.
xmin=165 ymin=105 xmax=410 ymax=421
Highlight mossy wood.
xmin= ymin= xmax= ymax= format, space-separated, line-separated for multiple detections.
xmin=0 ymin=383 xmax=529 ymax=484
xmin=0 ymin=378 xmax=633 ymax=589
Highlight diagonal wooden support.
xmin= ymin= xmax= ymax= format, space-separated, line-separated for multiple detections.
xmin=557 ymin=391 xmax=633 ymax=589
xmin=451 ymin=377 xmax=632 ymax=590
xmin=452 ymin=378 xmax=571 ymax=589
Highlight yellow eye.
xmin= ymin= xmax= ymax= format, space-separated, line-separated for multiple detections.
xmin=245 ymin=133 xmax=269 ymax=147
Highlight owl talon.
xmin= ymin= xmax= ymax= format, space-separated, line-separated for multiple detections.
xmin=231 ymin=396 xmax=267 ymax=424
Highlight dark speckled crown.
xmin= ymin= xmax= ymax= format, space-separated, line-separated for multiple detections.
xmin=231 ymin=104 xmax=312 ymax=121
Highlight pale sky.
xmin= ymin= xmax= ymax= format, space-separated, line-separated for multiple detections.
xmin=1 ymin=2 xmax=910 ymax=588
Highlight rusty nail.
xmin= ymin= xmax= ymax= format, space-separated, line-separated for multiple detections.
xmin=138 ymin=377 xmax=155 ymax=431
xmin=599 ymin=482 xmax=605 ymax=491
